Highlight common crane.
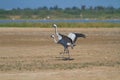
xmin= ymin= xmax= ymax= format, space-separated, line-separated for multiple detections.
xmin=51 ymin=24 xmax=86 ymax=59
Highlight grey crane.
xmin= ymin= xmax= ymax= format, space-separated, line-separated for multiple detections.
xmin=51 ymin=24 xmax=86 ymax=59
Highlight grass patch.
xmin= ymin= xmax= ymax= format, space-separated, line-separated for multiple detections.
xmin=0 ymin=22 xmax=120 ymax=28
xmin=0 ymin=56 xmax=120 ymax=72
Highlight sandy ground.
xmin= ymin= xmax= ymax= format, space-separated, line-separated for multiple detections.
xmin=0 ymin=28 xmax=120 ymax=80
xmin=0 ymin=67 xmax=120 ymax=80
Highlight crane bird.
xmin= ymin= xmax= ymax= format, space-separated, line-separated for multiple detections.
xmin=51 ymin=24 xmax=86 ymax=59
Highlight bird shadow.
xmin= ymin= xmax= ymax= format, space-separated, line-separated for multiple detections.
xmin=55 ymin=57 xmax=74 ymax=61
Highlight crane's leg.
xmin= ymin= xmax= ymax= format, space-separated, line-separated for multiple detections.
xmin=63 ymin=49 xmax=67 ymax=58
xmin=60 ymin=49 xmax=67 ymax=59
xmin=59 ymin=49 xmax=66 ymax=58
xmin=66 ymin=48 xmax=70 ymax=59
xmin=63 ymin=48 xmax=70 ymax=59
xmin=60 ymin=48 xmax=70 ymax=60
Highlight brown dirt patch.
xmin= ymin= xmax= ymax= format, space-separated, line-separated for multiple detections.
xmin=0 ymin=28 xmax=120 ymax=80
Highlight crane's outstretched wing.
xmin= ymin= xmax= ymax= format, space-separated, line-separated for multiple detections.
xmin=67 ymin=33 xmax=86 ymax=43
xmin=59 ymin=33 xmax=73 ymax=43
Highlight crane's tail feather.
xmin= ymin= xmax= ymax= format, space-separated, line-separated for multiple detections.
xmin=75 ymin=33 xmax=86 ymax=38
xmin=72 ymin=33 xmax=86 ymax=44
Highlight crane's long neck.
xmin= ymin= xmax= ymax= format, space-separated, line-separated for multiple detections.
xmin=54 ymin=26 xmax=62 ymax=40
xmin=55 ymin=26 xmax=59 ymax=36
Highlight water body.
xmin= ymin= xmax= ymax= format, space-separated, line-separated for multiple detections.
xmin=0 ymin=19 xmax=120 ymax=23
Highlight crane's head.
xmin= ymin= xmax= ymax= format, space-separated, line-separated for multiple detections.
xmin=52 ymin=24 xmax=57 ymax=28
xmin=50 ymin=34 xmax=55 ymax=38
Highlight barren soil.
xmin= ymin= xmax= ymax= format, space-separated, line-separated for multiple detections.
xmin=0 ymin=28 xmax=120 ymax=80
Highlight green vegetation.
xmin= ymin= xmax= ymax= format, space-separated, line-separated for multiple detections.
xmin=0 ymin=6 xmax=120 ymax=19
xmin=0 ymin=22 xmax=120 ymax=28
xmin=0 ymin=6 xmax=120 ymax=28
